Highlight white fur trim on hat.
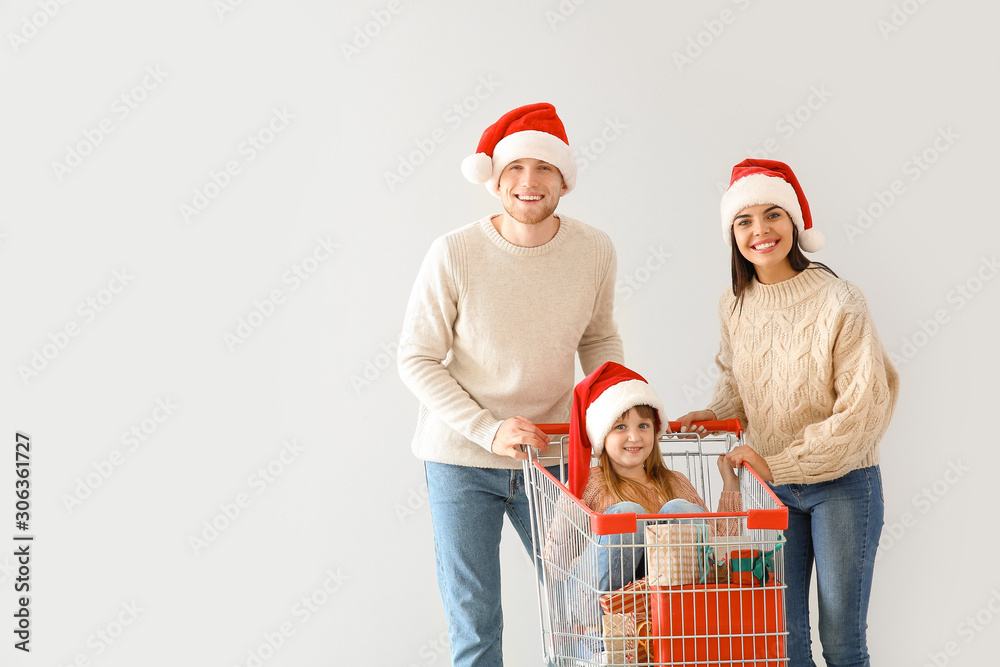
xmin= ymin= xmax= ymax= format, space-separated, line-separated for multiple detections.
xmin=585 ymin=379 xmax=666 ymax=455
xmin=720 ymin=173 xmax=803 ymax=245
xmin=484 ymin=130 xmax=577 ymax=196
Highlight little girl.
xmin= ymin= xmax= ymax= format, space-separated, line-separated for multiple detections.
xmin=547 ymin=362 xmax=741 ymax=608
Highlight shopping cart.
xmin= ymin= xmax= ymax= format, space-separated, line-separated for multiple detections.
xmin=523 ymin=421 xmax=788 ymax=666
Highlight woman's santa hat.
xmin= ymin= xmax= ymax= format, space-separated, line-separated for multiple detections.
xmin=568 ymin=362 xmax=666 ymax=497
xmin=719 ymin=158 xmax=825 ymax=253
xmin=461 ymin=102 xmax=577 ymax=196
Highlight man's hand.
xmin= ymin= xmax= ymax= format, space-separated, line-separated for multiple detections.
xmin=491 ymin=416 xmax=549 ymax=459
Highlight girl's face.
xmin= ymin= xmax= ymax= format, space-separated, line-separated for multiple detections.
xmin=603 ymin=407 xmax=655 ymax=479
xmin=732 ymin=204 xmax=797 ymax=284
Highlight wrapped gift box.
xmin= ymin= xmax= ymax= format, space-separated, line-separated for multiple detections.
xmin=644 ymin=523 xmax=712 ymax=587
xmin=602 ymin=613 xmax=637 ymax=654
xmin=599 ymin=649 xmax=637 ymax=665
xmin=730 ymin=547 xmax=781 ymax=587
xmin=600 ymin=612 xmax=649 ymax=665
xmin=599 ymin=576 xmax=649 ymax=616
xmin=649 ymin=583 xmax=785 ymax=666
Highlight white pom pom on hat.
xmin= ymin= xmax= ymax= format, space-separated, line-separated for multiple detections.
xmin=720 ymin=159 xmax=825 ymax=253
xmin=461 ymin=102 xmax=577 ymax=196
xmin=461 ymin=152 xmax=494 ymax=184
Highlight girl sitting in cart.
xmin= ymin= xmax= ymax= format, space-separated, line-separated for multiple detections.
xmin=545 ymin=361 xmax=741 ymax=606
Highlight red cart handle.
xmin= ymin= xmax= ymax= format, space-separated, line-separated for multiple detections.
xmin=537 ymin=419 xmax=743 ymax=436
xmin=538 ymin=419 xmax=743 ymax=499
xmin=666 ymin=419 xmax=743 ymax=436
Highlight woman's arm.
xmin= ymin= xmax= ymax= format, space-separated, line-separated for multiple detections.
xmin=761 ymin=288 xmax=898 ymax=484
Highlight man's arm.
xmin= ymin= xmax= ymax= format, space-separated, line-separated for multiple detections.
xmin=397 ymin=237 xmax=506 ymax=450
xmin=577 ymin=229 xmax=624 ymax=374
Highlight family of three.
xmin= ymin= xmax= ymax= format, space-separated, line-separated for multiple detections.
xmin=397 ymin=102 xmax=899 ymax=667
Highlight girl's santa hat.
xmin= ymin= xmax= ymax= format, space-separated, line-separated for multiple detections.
xmin=568 ymin=362 xmax=666 ymax=497
xmin=461 ymin=102 xmax=577 ymax=196
xmin=719 ymin=158 xmax=825 ymax=253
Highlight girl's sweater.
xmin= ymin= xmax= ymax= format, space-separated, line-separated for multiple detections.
xmin=581 ymin=466 xmax=741 ymax=515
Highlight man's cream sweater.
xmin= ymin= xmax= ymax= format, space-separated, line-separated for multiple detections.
xmin=398 ymin=215 xmax=624 ymax=469
xmin=707 ymin=267 xmax=899 ymax=485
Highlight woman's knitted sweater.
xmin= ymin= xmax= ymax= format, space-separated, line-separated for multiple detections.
xmin=706 ymin=267 xmax=899 ymax=485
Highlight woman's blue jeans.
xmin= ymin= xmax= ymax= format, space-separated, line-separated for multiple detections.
xmin=770 ymin=466 xmax=884 ymax=667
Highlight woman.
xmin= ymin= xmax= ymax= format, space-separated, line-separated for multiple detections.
xmin=678 ymin=159 xmax=899 ymax=667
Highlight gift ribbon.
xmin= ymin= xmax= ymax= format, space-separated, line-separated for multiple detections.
xmin=690 ymin=524 xmax=714 ymax=585
xmin=730 ymin=541 xmax=784 ymax=586
xmin=636 ymin=618 xmax=650 ymax=653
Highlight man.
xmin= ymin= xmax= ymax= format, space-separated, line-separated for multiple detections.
xmin=397 ymin=102 xmax=623 ymax=667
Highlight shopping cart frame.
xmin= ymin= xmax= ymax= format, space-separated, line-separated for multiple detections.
xmin=523 ymin=421 xmax=789 ymax=666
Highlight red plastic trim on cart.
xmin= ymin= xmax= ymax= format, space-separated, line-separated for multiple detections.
xmin=533 ymin=421 xmax=787 ymax=535
xmin=537 ymin=420 xmax=743 ymax=437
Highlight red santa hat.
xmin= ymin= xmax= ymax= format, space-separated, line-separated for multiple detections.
xmin=461 ymin=102 xmax=577 ymax=196
xmin=568 ymin=362 xmax=666 ymax=498
xmin=719 ymin=159 xmax=825 ymax=253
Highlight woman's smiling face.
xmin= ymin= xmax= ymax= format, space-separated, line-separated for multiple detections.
xmin=732 ymin=204 xmax=797 ymax=284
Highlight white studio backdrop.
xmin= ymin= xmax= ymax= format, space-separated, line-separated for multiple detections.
xmin=1 ymin=1 xmax=997 ymax=666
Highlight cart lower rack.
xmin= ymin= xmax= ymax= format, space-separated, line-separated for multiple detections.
xmin=523 ymin=421 xmax=788 ymax=666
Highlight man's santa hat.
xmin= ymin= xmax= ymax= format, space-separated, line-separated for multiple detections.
xmin=568 ymin=362 xmax=666 ymax=497
xmin=461 ymin=102 xmax=577 ymax=196
xmin=720 ymin=158 xmax=825 ymax=253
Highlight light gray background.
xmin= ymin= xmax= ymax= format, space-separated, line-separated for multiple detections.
xmin=2 ymin=1 xmax=998 ymax=665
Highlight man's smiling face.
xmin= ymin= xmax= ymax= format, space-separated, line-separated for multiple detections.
xmin=496 ymin=158 xmax=567 ymax=226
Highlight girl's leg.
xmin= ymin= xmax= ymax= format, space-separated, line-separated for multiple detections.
xmin=811 ymin=467 xmax=884 ymax=667
xmin=658 ymin=498 xmax=707 ymax=515
xmin=568 ymin=501 xmax=646 ymax=624
xmin=594 ymin=501 xmax=648 ymax=592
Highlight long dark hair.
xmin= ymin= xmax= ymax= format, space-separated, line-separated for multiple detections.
xmin=730 ymin=221 xmax=837 ymax=312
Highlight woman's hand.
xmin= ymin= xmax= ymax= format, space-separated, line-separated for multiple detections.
xmin=716 ymin=454 xmax=740 ymax=492
xmin=671 ymin=409 xmax=717 ymax=434
xmin=725 ymin=445 xmax=773 ymax=482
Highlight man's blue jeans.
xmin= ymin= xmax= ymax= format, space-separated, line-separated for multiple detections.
xmin=425 ymin=461 xmax=559 ymax=667
xmin=770 ymin=466 xmax=884 ymax=667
